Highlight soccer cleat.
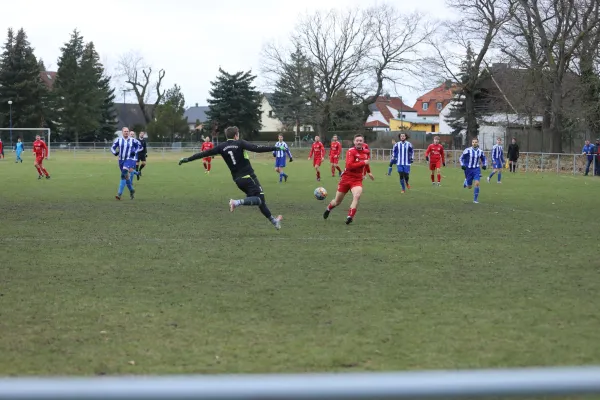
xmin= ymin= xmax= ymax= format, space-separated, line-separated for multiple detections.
xmin=463 ymin=180 xmax=467 ymax=188
xmin=46 ymin=175 xmax=50 ymax=179
xmin=323 ymin=209 xmax=330 ymax=220
xmin=317 ymin=177 xmax=320 ymax=182
xmin=345 ymin=216 xmax=353 ymax=225
xmin=130 ymin=190 xmax=135 ymax=200
xmin=38 ymin=175 xmax=42 ymax=180
xmin=115 ymin=195 xmax=121 ymax=200
xmin=229 ymin=199 xmax=236 ymax=212
xmin=406 ymin=184 xmax=411 ymax=189
xmin=497 ymin=181 xmax=502 ymax=184
xmin=273 ymin=215 xmax=283 ymax=230
xmin=473 ymin=200 xmax=479 ymax=204
xmin=432 ymin=182 xmax=436 ymax=186
xmin=136 ymin=173 xmax=140 ymax=181
xmin=284 ymin=175 xmax=288 ymax=183
xmin=401 ymin=190 xmax=405 ymax=194
xmin=487 ymin=177 xmax=490 ymax=183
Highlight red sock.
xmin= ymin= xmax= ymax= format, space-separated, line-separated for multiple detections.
xmin=41 ymin=167 xmax=49 ymax=176
xmin=317 ymin=171 xmax=321 ymax=179
xmin=331 ymin=166 xmax=335 ymax=176
xmin=203 ymin=163 xmax=207 ymax=170
xmin=336 ymin=166 xmax=342 ymax=173
xmin=35 ymin=166 xmax=42 ymax=175
xmin=430 ymin=174 xmax=434 ymax=182
xmin=208 ymin=163 xmax=211 ymax=172
xmin=437 ymin=174 xmax=441 ymax=182
xmin=327 ymin=203 xmax=335 ymax=211
xmin=348 ymin=208 xmax=357 ymax=218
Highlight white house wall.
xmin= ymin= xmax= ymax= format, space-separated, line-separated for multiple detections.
xmin=260 ymin=96 xmax=284 ymax=132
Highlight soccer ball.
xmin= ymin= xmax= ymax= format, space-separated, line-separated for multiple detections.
xmin=314 ymin=187 xmax=327 ymax=200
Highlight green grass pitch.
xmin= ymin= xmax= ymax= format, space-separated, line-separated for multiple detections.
xmin=0 ymin=150 xmax=598 ymax=376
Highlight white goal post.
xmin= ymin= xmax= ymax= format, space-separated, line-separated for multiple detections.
xmin=0 ymin=128 xmax=52 ymax=158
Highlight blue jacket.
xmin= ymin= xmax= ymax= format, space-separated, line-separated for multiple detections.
xmin=583 ymin=144 xmax=595 ymax=160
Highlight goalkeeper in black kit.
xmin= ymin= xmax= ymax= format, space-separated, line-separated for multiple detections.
xmin=179 ymin=126 xmax=284 ymax=230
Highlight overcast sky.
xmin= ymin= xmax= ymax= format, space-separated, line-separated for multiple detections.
xmin=2 ymin=0 xmax=450 ymax=108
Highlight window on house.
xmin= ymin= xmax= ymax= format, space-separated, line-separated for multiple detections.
xmin=422 ymin=102 xmax=429 ymax=111
xmin=431 ymin=124 xmax=436 ymax=132
xmin=436 ymin=102 xmax=443 ymax=110
xmin=268 ymin=110 xmax=273 ymax=118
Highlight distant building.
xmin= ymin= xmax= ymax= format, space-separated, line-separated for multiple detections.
xmin=184 ymin=103 xmax=210 ymax=131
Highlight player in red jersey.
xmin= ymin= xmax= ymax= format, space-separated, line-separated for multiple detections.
xmin=361 ymin=142 xmax=374 ymax=180
xmin=201 ymin=136 xmax=215 ymax=173
xmin=308 ymin=136 xmax=325 ymax=181
xmin=32 ymin=135 xmax=50 ymax=179
xmin=425 ymin=135 xmax=446 ymax=185
xmin=0 ymin=138 xmax=4 ymax=159
xmin=328 ymin=134 xmax=342 ymax=177
xmin=323 ymin=134 xmax=371 ymax=225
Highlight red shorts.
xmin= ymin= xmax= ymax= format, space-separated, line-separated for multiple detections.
xmin=429 ymin=160 xmax=441 ymax=169
xmin=337 ymin=177 xmax=363 ymax=194
xmin=313 ymin=158 xmax=323 ymax=167
xmin=329 ymin=156 xmax=339 ymax=164
xmin=35 ymin=156 xmax=44 ymax=165
xmin=203 ymin=157 xmax=212 ymax=163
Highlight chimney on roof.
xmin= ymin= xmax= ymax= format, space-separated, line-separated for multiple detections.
xmin=195 ymin=103 xmax=198 ymax=107
xmin=384 ymin=92 xmax=390 ymax=101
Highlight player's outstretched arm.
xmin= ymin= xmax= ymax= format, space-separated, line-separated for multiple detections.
xmin=180 ymin=146 xmax=220 ymax=165
xmin=240 ymin=140 xmax=278 ymax=153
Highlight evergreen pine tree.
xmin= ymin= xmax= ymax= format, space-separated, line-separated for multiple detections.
xmin=206 ymin=68 xmax=262 ymax=139
xmin=445 ymin=43 xmax=490 ymax=144
xmin=0 ymin=28 xmax=48 ymax=142
xmin=270 ymin=46 xmax=314 ymax=134
xmin=329 ymin=89 xmax=363 ymax=132
xmin=97 ymin=74 xmax=117 ymax=142
xmin=147 ymin=84 xmax=188 ymax=142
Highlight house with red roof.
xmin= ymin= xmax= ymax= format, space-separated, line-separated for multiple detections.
xmin=364 ymin=95 xmax=417 ymax=131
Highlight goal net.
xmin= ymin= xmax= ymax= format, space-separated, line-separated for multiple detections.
xmin=0 ymin=128 xmax=52 ymax=157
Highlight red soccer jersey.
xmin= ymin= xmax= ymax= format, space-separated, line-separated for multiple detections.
xmin=343 ymin=147 xmax=369 ymax=180
xmin=329 ymin=141 xmax=342 ymax=158
xmin=309 ymin=142 xmax=325 ymax=160
xmin=0 ymin=141 xmax=3 ymax=152
xmin=201 ymin=142 xmax=214 ymax=152
xmin=425 ymin=143 xmax=445 ymax=163
xmin=33 ymin=140 xmax=48 ymax=158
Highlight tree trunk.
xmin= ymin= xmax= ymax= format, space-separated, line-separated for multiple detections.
xmin=319 ymin=105 xmax=330 ymax=139
xmin=464 ymin=90 xmax=478 ymax=142
xmin=549 ymin=81 xmax=563 ymax=153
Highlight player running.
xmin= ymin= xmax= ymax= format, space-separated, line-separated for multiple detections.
xmin=0 ymin=139 xmax=4 ymax=159
xmin=15 ymin=138 xmax=24 ymax=163
xmin=387 ymin=139 xmax=397 ymax=175
xmin=329 ymin=135 xmax=342 ymax=177
xmin=461 ymin=138 xmax=487 ymax=204
xmin=425 ymin=135 xmax=445 ymax=186
xmin=136 ymin=132 xmax=148 ymax=179
xmin=392 ymin=133 xmax=413 ymax=193
xmin=362 ymin=141 xmax=374 ymax=180
xmin=32 ymin=135 xmax=50 ymax=179
xmin=111 ymin=127 xmax=143 ymax=200
xmin=308 ymin=136 xmax=325 ymax=181
xmin=179 ymin=126 xmax=284 ymax=230
xmin=201 ymin=136 xmax=215 ymax=174
xmin=487 ymin=138 xmax=504 ymax=184
xmin=323 ymin=134 xmax=371 ymax=225
xmin=273 ymin=134 xmax=293 ymax=183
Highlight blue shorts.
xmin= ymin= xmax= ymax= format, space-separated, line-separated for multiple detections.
xmin=397 ymin=165 xmax=411 ymax=174
xmin=492 ymin=160 xmax=503 ymax=169
xmin=465 ymin=167 xmax=481 ymax=186
xmin=121 ymin=159 xmax=136 ymax=171
xmin=275 ymin=158 xmax=286 ymax=168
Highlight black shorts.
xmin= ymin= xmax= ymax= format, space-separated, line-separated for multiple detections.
xmin=138 ymin=154 xmax=147 ymax=162
xmin=234 ymin=174 xmax=264 ymax=197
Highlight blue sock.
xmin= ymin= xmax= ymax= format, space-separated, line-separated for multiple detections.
xmin=498 ymin=172 xmax=502 ymax=182
xmin=489 ymin=171 xmax=495 ymax=178
xmin=128 ymin=174 xmax=134 ymax=186
xmin=474 ymin=186 xmax=480 ymax=202
xmin=400 ymin=178 xmax=406 ymax=191
xmin=279 ymin=172 xmax=283 ymax=182
xmin=118 ymin=179 xmax=126 ymax=196
xmin=126 ymin=179 xmax=134 ymax=192
xmin=387 ymin=166 xmax=393 ymax=175
xmin=463 ymin=179 xmax=467 ymax=188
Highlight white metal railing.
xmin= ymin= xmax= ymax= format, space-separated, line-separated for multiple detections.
xmin=52 ymin=146 xmax=599 ymax=176
xmin=0 ymin=366 xmax=600 ymax=399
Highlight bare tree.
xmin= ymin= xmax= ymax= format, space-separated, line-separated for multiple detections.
xmin=502 ymin=0 xmax=600 ymax=152
xmin=116 ymin=50 xmax=166 ymax=125
xmin=426 ymin=0 xmax=515 ymax=142
xmin=356 ymin=5 xmax=436 ymax=122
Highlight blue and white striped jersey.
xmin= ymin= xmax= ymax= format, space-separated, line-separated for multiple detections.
xmin=111 ymin=137 xmax=143 ymax=161
xmin=461 ymin=147 xmax=487 ymax=168
xmin=273 ymin=141 xmax=292 ymax=159
xmin=492 ymin=144 xmax=504 ymax=162
xmin=392 ymin=141 xmax=414 ymax=166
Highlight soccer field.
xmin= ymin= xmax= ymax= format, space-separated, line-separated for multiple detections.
xmin=0 ymin=151 xmax=598 ymax=376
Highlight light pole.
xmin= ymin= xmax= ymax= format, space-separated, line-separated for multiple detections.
xmin=8 ymin=100 xmax=13 ymax=147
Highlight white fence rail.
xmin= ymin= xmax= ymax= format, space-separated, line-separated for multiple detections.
xmin=52 ymin=145 xmax=600 ymax=176
xmin=1 ymin=366 xmax=600 ymax=399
